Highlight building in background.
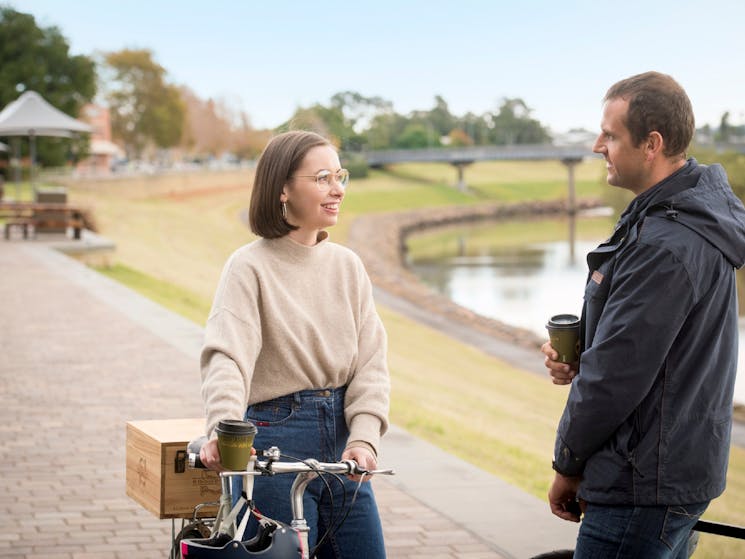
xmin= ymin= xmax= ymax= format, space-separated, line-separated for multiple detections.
xmin=76 ymin=104 xmax=123 ymax=175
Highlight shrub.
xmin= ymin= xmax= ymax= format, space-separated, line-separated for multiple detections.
xmin=343 ymin=156 xmax=369 ymax=180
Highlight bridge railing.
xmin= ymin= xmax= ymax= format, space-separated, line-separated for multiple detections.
xmin=362 ymin=143 xmax=598 ymax=166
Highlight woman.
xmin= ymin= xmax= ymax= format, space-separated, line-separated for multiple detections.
xmin=199 ymin=130 xmax=390 ymax=557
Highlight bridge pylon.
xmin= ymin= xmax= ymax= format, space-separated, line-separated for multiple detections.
xmin=452 ymin=160 xmax=473 ymax=192
xmin=561 ymin=157 xmax=583 ymax=216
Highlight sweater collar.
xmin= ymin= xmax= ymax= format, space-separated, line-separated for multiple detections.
xmin=270 ymin=231 xmax=330 ymax=261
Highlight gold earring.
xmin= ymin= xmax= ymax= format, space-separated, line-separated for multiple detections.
xmin=282 ymin=202 xmax=287 ymax=219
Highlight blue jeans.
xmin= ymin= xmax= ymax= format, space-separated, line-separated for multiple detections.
xmin=240 ymin=387 xmax=385 ymax=559
xmin=574 ymin=501 xmax=709 ymax=559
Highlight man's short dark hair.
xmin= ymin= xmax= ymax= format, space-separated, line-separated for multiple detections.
xmin=604 ymin=71 xmax=695 ymax=158
xmin=249 ymin=130 xmax=332 ymax=239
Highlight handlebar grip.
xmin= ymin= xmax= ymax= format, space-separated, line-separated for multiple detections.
xmin=188 ymin=452 xmax=206 ymax=469
xmin=186 ymin=436 xmax=208 ymax=469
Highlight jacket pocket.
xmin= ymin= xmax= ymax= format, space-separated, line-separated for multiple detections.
xmin=663 ymin=415 xmax=730 ymax=496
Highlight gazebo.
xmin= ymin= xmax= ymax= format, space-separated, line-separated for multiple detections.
xmin=0 ymin=90 xmax=92 ymax=195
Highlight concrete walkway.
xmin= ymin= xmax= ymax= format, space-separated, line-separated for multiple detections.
xmin=0 ymin=239 xmax=578 ymax=558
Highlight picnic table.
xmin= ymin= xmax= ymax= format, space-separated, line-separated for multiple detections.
xmin=1 ymin=201 xmax=85 ymax=240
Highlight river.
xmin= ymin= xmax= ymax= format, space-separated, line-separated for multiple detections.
xmin=406 ymin=213 xmax=745 ymax=405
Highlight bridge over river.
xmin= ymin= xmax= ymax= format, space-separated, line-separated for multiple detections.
xmin=361 ymin=141 xmax=745 ymax=196
xmin=362 ymin=143 xmax=599 ymax=209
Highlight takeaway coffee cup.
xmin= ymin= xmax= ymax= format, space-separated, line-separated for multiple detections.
xmin=546 ymin=314 xmax=581 ymax=364
xmin=215 ymin=419 xmax=257 ymax=471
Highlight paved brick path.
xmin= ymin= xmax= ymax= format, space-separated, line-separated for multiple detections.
xmin=0 ymin=241 xmax=509 ymax=558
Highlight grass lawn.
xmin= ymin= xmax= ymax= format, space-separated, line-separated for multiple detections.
xmin=44 ymin=158 xmax=745 ymax=557
xmin=95 ymin=263 xmax=212 ymax=325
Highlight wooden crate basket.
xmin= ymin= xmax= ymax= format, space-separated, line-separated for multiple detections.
xmin=126 ymin=418 xmax=220 ymax=519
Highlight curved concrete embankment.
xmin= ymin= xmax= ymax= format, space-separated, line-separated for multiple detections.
xmin=347 ymin=198 xmax=604 ymax=352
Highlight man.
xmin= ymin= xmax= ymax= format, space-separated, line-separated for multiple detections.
xmin=542 ymin=71 xmax=745 ymax=558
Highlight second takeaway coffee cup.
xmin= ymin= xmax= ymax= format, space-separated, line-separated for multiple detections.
xmin=546 ymin=314 xmax=581 ymax=364
xmin=215 ymin=419 xmax=257 ymax=471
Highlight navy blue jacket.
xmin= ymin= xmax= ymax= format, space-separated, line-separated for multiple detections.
xmin=553 ymin=159 xmax=745 ymax=505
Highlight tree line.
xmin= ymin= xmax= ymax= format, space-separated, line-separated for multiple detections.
xmin=1 ymin=5 xmax=743 ymax=171
xmin=0 ymin=6 xmax=552 ymax=168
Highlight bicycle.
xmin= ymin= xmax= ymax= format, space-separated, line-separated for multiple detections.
xmin=171 ymin=441 xmax=745 ymax=559
xmin=171 ymin=437 xmax=395 ymax=559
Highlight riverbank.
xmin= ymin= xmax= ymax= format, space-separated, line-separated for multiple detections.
xmin=348 ymin=198 xmax=604 ymax=352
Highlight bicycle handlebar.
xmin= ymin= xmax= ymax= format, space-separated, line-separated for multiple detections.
xmin=246 ymin=457 xmax=395 ymax=477
xmin=187 ymin=444 xmax=395 ymax=477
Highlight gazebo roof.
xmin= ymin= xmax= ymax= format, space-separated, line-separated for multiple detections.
xmin=0 ymin=91 xmax=92 ymax=138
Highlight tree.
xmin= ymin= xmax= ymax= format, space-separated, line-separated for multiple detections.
xmin=394 ymin=123 xmax=440 ymax=149
xmin=427 ymin=95 xmax=455 ymax=137
xmin=487 ymin=98 xmax=551 ymax=145
xmin=330 ymin=91 xmax=392 ymax=130
xmin=179 ymin=86 xmax=269 ymax=160
xmin=458 ymin=112 xmax=490 ymax=145
xmin=179 ymin=87 xmax=232 ymax=156
xmin=101 ymin=49 xmax=185 ymax=158
xmin=280 ymin=91 xmax=393 ymax=152
xmin=231 ymin=113 xmax=272 ymax=160
xmin=0 ymin=7 xmax=96 ymax=167
xmin=447 ymin=128 xmax=474 ymax=147
xmin=366 ymin=112 xmax=406 ymax=150
xmin=715 ymin=111 xmax=731 ymax=143
xmin=272 ymin=93 xmax=552 ymax=152
xmin=277 ymin=105 xmax=342 ymax=147
xmin=276 ymin=103 xmax=367 ymax=151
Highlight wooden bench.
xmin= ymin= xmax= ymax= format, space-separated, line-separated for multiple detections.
xmin=1 ymin=202 xmax=86 ymax=241
xmin=3 ymin=216 xmax=84 ymax=240
xmin=32 ymin=216 xmax=84 ymax=240
xmin=3 ymin=219 xmax=34 ymax=240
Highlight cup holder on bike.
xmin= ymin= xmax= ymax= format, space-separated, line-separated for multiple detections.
xmin=179 ymin=520 xmax=303 ymax=558
xmin=244 ymin=522 xmax=278 ymax=552
xmin=174 ymin=519 xmax=211 ymax=546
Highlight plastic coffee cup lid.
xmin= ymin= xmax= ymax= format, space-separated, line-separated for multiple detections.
xmin=547 ymin=314 xmax=580 ymax=328
xmin=216 ymin=419 xmax=257 ymax=435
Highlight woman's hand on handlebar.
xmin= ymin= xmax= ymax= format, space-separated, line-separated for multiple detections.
xmin=342 ymin=446 xmax=376 ymax=482
xmin=199 ymin=438 xmax=226 ymax=472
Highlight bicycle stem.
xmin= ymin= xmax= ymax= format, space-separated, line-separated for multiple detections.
xmin=289 ymin=461 xmax=320 ymax=559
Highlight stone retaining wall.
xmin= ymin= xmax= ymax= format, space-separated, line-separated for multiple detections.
xmin=347 ymin=199 xmax=603 ymax=351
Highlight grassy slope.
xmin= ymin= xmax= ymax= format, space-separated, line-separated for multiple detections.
xmin=56 ymin=159 xmax=745 ymax=557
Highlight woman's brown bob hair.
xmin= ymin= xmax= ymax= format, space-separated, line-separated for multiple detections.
xmin=249 ymin=130 xmax=333 ymax=239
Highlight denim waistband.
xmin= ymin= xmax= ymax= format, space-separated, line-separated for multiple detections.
xmin=263 ymin=386 xmax=346 ymax=406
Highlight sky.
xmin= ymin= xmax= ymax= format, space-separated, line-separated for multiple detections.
xmin=9 ymin=0 xmax=745 ymax=134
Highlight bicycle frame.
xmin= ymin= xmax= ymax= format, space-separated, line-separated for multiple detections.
xmin=177 ymin=446 xmax=394 ymax=559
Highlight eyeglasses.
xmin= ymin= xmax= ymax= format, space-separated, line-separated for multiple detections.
xmin=292 ymin=169 xmax=350 ymax=191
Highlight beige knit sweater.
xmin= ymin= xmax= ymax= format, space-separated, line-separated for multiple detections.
xmin=200 ymin=232 xmax=390 ymax=454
